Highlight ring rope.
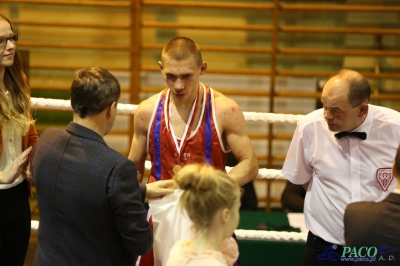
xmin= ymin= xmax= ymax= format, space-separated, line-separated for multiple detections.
xmin=235 ymin=229 xmax=307 ymax=243
xmin=29 ymin=219 xmax=306 ymax=243
xmin=31 ymin=97 xmax=304 ymax=123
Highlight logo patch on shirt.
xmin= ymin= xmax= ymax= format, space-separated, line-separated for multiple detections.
xmin=376 ymin=168 xmax=393 ymax=191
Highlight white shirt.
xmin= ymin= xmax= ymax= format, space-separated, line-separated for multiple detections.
xmin=282 ymin=104 xmax=400 ymax=245
xmin=0 ymin=125 xmax=23 ymax=189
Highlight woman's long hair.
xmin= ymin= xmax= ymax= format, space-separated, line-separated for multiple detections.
xmin=0 ymin=13 xmax=33 ymax=135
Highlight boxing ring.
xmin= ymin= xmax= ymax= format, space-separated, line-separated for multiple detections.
xmin=29 ymin=97 xmax=308 ymax=264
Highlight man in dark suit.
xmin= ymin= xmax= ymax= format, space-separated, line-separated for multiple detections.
xmin=344 ymin=145 xmax=400 ymax=265
xmin=31 ymin=67 xmax=173 ymax=266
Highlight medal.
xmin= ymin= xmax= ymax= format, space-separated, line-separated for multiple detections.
xmin=173 ymin=165 xmax=182 ymax=174
xmin=168 ymin=84 xmax=201 ymax=175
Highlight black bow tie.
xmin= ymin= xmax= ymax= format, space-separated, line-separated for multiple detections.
xmin=334 ymin=131 xmax=367 ymax=140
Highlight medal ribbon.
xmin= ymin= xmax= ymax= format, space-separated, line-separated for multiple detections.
xmin=153 ymin=93 xmax=165 ymax=181
xmin=205 ymin=91 xmax=212 ymax=164
xmin=167 ymin=85 xmax=200 ymax=164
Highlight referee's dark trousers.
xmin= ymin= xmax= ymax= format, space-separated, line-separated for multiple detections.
xmin=302 ymin=231 xmax=353 ymax=265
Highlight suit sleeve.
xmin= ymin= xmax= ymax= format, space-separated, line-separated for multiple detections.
xmin=108 ymin=159 xmax=153 ymax=255
xmin=281 ymin=181 xmax=306 ymax=212
xmin=139 ymin=183 xmax=147 ymax=202
xmin=344 ymin=204 xmax=352 ymax=246
xmin=344 ymin=202 xmax=369 ymax=247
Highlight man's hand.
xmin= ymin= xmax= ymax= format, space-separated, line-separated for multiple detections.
xmin=0 ymin=146 xmax=32 ymax=184
xmin=146 ymin=180 xmax=174 ymax=198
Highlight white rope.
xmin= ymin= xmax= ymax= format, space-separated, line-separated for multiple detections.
xmin=252 ymin=168 xmax=284 ymax=180
xmin=31 ymin=97 xmax=303 ymax=123
xmin=31 ymin=97 xmax=71 ymax=110
xmin=243 ymin=112 xmax=304 ymax=124
xmin=235 ymin=229 xmax=307 ymax=243
xmin=29 ymin=219 xmax=306 ymax=242
xmin=31 ymin=97 xmax=138 ymax=114
xmin=31 ymin=220 xmax=39 ymax=231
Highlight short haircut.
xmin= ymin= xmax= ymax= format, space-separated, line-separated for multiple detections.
xmin=174 ymin=164 xmax=241 ymax=230
xmin=161 ymin=37 xmax=203 ymax=66
xmin=334 ymin=69 xmax=371 ymax=107
xmin=70 ymin=67 xmax=120 ymax=118
xmin=395 ymin=145 xmax=400 ymax=177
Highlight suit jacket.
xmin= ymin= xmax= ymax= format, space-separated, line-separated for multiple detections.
xmin=344 ymin=193 xmax=400 ymax=265
xmin=31 ymin=122 xmax=152 ymax=266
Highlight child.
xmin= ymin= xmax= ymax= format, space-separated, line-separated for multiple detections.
xmin=167 ymin=164 xmax=241 ymax=265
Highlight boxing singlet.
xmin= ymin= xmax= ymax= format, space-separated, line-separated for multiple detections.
xmin=147 ymin=84 xmax=230 ymax=183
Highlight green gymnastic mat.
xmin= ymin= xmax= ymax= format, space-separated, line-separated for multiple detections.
xmin=237 ymin=211 xmax=305 ymax=266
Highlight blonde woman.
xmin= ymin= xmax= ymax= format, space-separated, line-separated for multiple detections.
xmin=167 ymin=164 xmax=241 ymax=266
xmin=0 ymin=13 xmax=38 ymax=265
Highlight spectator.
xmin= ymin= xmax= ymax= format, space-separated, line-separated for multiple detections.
xmin=0 ymin=13 xmax=38 ymax=266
